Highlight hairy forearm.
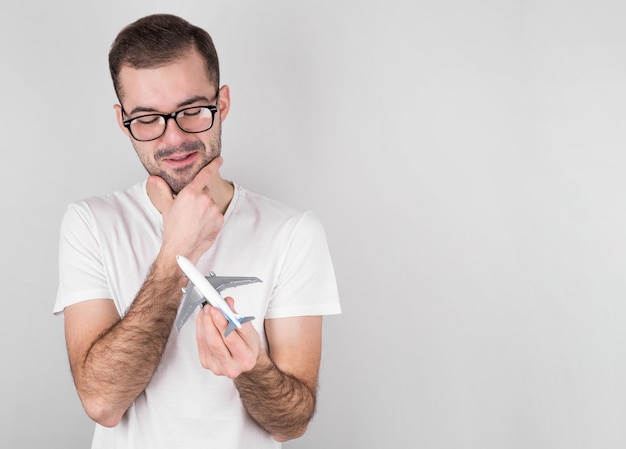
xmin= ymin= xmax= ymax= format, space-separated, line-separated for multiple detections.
xmin=76 ymin=259 xmax=184 ymax=426
xmin=234 ymin=353 xmax=317 ymax=442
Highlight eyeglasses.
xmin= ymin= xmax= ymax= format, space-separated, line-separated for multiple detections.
xmin=122 ymin=105 xmax=218 ymax=142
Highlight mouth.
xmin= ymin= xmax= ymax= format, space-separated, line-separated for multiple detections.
xmin=162 ymin=151 xmax=199 ymax=169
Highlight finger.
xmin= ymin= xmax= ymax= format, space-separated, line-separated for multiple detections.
xmin=205 ymin=302 xmax=244 ymax=345
xmin=224 ymin=318 xmax=259 ymax=373
xmin=224 ymin=296 xmax=237 ymax=313
xmin=147 ymin=175 xmax=175 ymax=214
xmin=198 ymin=304 xmax=230 ymax=345
xmin=206 ymin=304 xmax=258 ymax=373
xmin=208 ymin=304 xmax=229 ymax=329
xmin=220 ymin=298 xmax=255 ymax=349
xmin=196 ymin=306 xmax=232 ymax=366
xmin=186 ymin=156 xmax=223 ymax=192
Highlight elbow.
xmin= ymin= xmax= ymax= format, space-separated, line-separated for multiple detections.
xmin=270 ymin=397 xmax=316 ymax=442
xmin=272 ymin=423 xmax=309 ymax=443
xmin=81 ymin=396 xmax=125 ymax=428
xmin=85 ymin=404 xmax=124 ymax=428
xmin=71 ymin=372 xmax=134 ymax=428
xmin=91 ymin=412 xmax=123 ymax=429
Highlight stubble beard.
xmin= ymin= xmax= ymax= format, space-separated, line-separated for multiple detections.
xmin=137 ymin=133 xmax=222 ymax=195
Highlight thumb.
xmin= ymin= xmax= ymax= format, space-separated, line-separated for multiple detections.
xmin=147 ymin=175 xmax=175 ymax=214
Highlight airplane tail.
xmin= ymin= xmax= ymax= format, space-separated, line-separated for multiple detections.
xmin=224 ymin=316 xmax=255 ymax=337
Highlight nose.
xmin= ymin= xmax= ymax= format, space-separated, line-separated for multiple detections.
xmin=159 ymin=116 xmax=189 ymax=146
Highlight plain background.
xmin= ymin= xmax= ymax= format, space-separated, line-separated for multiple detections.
xmin=2 ymin=0 xmax=626 ymax=448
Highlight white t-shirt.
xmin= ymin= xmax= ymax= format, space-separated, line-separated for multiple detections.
xmin=54 ymin=181 xmax=341 ymax=449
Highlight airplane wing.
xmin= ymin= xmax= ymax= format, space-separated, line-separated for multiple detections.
xmin=207 ymin=274 xmax=262 ymax=292
xmin=175 ymin=273 xmax=262 ymax=332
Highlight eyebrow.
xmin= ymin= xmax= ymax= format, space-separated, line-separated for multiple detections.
xmin=127 ymin=95 xmax=214 ymax=117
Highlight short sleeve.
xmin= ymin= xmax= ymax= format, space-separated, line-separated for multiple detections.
xmin=54 ymin=202 xmax=113 ymax=315
xmin=265 ymin=211 xmax=341 ymax=318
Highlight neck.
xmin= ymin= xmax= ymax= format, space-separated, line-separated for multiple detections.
xmin=208 ymin=174 xmax=235 ymax=215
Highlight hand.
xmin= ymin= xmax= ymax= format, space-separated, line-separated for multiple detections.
xmin=149 ymin=157 xmax=224 ymax=263
xmin=196 ymin=297 xmax=262 ymax=379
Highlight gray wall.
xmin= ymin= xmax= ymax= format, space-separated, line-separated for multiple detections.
xmin=2 ymin=1 xmax=626 ymax=448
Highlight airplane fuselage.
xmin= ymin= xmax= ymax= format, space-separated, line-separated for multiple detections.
xmin=176 ymin=255 xmax=247 ymax=333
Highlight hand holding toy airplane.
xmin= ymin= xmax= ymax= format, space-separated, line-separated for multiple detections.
xmin=175 ymin=255 xmax=261 ymax=336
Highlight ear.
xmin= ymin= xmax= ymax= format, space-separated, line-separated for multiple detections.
xmin=217 ymin=85 xmax=231 ymax=122
xmin=114 ymin=104 xmax=131 ymax=137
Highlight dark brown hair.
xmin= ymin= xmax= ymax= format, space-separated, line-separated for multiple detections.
xmin=108 ymin=14 xmax=220 ymax=99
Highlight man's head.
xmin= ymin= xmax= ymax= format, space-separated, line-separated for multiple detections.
xmin=109 ymin=14 xmax=229 ymax=194
xmin=109 ymin=14 xmax=219 ymax=101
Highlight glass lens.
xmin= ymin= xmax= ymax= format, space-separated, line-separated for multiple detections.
xmin=176 ymin=107 xmax=214 ymax=133
xmin=130 ymin=115 xmax=165 ymax=141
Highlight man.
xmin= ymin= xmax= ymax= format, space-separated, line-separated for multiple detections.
xmin=54 ymin=13 xmax=341 ymax=449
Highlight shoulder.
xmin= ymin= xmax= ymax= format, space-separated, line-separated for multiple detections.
xmin=78 ymin=181 xmax=148 ymax=214
xmin=232 ymin=185 xmax=319 ymax=223
xmin=60 ymin=180 xmax=155 ymax=237
xmin=229 ymin=185 xmax=323 ymax=236
xmin=234 ymin=185 xmax=301 ymax=217
xmin=64 ymin=181 xmax=152 ymax=222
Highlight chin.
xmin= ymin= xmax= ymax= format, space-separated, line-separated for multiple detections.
xmin=155 ymin=153 xmax=217 ymax=194
xmin=157 ymin=171 xmax=194 ymax=195
xmin=168 ymin=178 xmax=193 ymax=195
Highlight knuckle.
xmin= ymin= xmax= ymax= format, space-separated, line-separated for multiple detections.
xmin=224 ymin=366 xmax=242 ymax=379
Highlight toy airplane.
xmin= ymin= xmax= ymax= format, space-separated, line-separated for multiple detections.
xmin=175 ymin=255 xmax=261 ymax=336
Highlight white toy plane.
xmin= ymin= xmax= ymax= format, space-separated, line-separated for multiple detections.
xmin=175 ymin=255 xmax=261 ymax=336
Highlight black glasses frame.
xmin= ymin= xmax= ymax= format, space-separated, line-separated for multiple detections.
xmin=122 ymin=105 xmax=218 ymax=142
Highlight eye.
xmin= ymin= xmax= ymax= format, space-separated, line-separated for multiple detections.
xmin=134 ymin=115 xmax=161 ymax=126
xmin=180 ymin=107 xmax=203 ymax=117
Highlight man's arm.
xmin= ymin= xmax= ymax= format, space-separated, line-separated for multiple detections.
xmin=64 ymin=258 xmax=185 ymax=427
xmin=196 ymin=302 xmax=322 ymax=441
xmin=236 ymin=315 xmax=322 ymax=442
xmin=63 ymin=158 xmax=226 ymax=427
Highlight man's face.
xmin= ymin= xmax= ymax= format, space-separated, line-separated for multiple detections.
xmin=115 ymin=50 xmax=229 ymax=194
